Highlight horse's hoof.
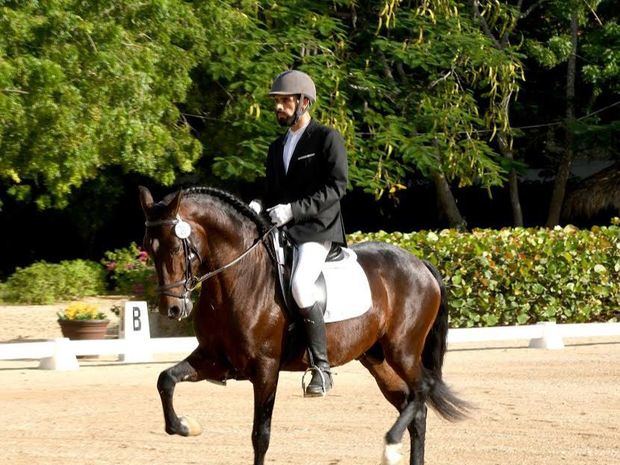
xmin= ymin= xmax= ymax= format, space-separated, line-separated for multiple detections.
xmin=179 ymin=416 xmax=203 ymax=436
xmin=381 ymin=442 xmax=403 ymax=465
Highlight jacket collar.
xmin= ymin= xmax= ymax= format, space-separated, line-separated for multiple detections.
xmin=279 ymin=118 xmax=317 ymax=145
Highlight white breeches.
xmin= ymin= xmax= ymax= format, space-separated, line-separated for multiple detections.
xmin=291 ymin=241 xmax=331 ymax=308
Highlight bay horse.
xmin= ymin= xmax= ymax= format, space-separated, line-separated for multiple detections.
xmin=139 ymin=186 xmax=468 ymax=465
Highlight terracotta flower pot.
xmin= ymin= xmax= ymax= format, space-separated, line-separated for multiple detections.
xmin=58 ymin=319 xmax=110 ymax=340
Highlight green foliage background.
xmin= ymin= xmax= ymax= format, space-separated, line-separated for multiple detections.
xmin=350 ymin=221 xmax=620 ymax=327
xmin=2 ymin=223 xmax=617 ymax=327
xmin=0 ymin=259 xmax=105 ymax=304
xmin=0 ymin=0 xmax=204 ymax=208
xmin=0 ymin=1 xmax=617 ymax=323
xmin=1 ymin=0 xmax=617 ymax=218
xmin=0 ymin=0 xmax=539 ymax=207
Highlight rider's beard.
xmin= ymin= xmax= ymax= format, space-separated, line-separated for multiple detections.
xmin=276 ymin=111 xmax=295 ymax=127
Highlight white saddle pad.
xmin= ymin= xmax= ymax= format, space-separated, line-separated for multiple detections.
xmin=316 ymin=248 xmax=372 ymax=323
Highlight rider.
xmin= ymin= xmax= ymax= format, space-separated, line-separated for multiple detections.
xmin=251 ymin=70 xmax=348 ymax=397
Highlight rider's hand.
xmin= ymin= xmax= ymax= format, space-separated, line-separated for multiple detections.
xmin=249 ymin=199 xmax=263 ymax=214
xmin=267 ymin=203 xmax=293 ymax=227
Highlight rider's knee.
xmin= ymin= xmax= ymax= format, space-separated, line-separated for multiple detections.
xmin=291 ymin=276 xmax=316 ymax=309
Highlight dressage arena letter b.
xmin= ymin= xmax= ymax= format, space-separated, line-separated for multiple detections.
xmin=122 ymin=301 xmax=149 ymax=340
xmin=133 ymin=307 xmax=142 ymax=331
xmin=120 ymin=301 xmax=152 ymax=363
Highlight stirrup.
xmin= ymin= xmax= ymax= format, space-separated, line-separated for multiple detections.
xmin=301 ymin=365 xmax=330 ymax=397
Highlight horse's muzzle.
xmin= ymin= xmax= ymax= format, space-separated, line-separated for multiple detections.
xmin=167 ymin=297 xmax=193 ymax=320
xmin=168 ymin=305 xmax=182 ymax=319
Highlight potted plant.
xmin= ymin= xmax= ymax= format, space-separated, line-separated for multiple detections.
xmin=57 ymin=302 xmax=110 ymax=340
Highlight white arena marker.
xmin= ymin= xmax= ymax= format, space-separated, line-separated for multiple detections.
xmin=119 ymin=301 xmax=153 ymax=363
xmin=528 ymin=322 xmax=565 ymax=350
xmin=38 ymin=338 xmax=79 ymax=371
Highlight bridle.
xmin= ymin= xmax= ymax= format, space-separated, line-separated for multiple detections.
xmin=145 ymin=214 xmax=275 ymax=319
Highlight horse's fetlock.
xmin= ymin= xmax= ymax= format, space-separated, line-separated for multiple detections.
xmin=165 ymin=424 xmax=178 ymax=435
xmin=384 ymin=431 xmax=399 ymax=445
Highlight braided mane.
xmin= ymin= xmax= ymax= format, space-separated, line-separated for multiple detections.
xmin=182 ymin=186 xmax=271 ymax=235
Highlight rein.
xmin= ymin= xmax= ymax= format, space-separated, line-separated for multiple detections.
xmin=145 ymin=214 xmax=275 ymax=319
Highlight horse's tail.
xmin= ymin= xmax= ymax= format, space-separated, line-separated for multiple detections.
xmin=420 ymin=260 xmax=470 ymax=421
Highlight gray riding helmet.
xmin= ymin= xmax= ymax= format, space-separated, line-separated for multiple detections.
xmin=269 ymin=70 xmax=317 ymax=103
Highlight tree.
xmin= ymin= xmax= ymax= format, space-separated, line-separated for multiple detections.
xmin=344 ymin=0 xmax=523 ymax=228
xmin=185 ymin=0 xmax=351 ymax=186
xmin=522 ymin=0 xmax=615 ymax=226
xmin=187 ymin=1 xmax=522 ymax=229
xmin=469 ymin=0 xmax=544 ymax=226
xmin=0 ymin=0 xmax=204 ymax=208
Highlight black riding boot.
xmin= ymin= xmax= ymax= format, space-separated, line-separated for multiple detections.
xmin=299 ymin=302 xmax=332 ymax=397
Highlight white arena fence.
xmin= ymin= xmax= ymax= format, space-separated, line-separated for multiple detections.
xmin=0 ymin=301 xmax=618 ymax=371
xmin=0 ymin=337 xmax=199 ymax=370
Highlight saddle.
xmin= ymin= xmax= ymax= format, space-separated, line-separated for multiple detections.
xmin=269 ymin=229 xmax=372 ymax=368
xmin=269 ymin=228 xmax=344 ymax=323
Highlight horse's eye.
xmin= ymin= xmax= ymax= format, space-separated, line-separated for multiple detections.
xmin=171 ymin=245 xmax=182 ymax=255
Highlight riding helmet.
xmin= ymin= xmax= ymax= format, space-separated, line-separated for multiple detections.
xmin=269 ymin=70 xmax=316 ymax=103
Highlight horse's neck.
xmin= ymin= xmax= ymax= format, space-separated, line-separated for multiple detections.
xmin=202 ymin=221 xmax=247 ymax=266
xmin=198 ymin=213 xmax=273 ymax=307
xmin=192 ymin=210 xmax=280 ymax=364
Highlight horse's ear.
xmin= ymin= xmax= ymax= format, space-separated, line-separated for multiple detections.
xmin=168 ymin=190 xmax=183 ymax=216
xmin=138 ymin=186 xmax=154 ymax=213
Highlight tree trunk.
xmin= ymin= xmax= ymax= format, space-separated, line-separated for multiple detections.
xmin=498 ymin=132 xmax=524 ymax=226
xmin=471 ymin=0 xmax=525 ymax=227
xmin=546 ymin=14 xmax=578 ymax=227
xmin=432 ymin=171 xmax=467 ymax=230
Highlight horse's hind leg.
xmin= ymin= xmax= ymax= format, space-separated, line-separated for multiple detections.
xmin=359 ymin=355 xmax=426 ymax=465
xmin=407 ymin=398 xmax=427 ymax=465
xmin=386 ymin=356 xmax=429 ymax=465
xmin=359 ymin=355 xmax=409 ymax=411
xmin=157 ymin=348 xmax=226 ymax=437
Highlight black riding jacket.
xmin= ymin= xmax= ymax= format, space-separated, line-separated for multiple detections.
xmin=264 ymin=119 xmax=348 ymax=246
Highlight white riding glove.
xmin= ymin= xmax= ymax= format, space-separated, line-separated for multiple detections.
xmin=248 ymin=199 xmax=263 ymax=214
xmin=268 ymin=203 xmax=293 ymax=227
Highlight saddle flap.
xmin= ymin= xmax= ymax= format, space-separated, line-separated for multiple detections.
xmin=322 ymin=249 xmax=372 ymax=323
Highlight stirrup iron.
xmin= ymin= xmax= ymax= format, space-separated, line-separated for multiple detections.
xmin=301 ymin=365 xmax=329 ymax=397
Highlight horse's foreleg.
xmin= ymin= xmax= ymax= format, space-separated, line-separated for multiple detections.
xmin=250 ymin=361 xmax=280 ymax=465
xmin=157 ymin=348 xmax=225 ymax=437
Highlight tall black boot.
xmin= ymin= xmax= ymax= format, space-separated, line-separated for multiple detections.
xmin=299 ymin=302 xmax=332 ymax=397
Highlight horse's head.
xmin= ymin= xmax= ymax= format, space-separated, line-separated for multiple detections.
xmin=139 ymin=186 xmax=204 ymax=320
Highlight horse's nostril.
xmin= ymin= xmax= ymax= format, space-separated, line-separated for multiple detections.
xmin=168 ymin=306 xmax=181 ymax=319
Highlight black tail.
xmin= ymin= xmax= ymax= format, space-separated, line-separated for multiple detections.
xmin=421 ymin=260 xmax=471 ymax=421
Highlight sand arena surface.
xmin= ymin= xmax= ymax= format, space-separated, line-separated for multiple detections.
xmin=1 ymin=301 xmax=619 ymax=465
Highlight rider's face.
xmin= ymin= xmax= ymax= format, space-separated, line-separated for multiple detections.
xmin=273 ymin=95 xmax=298 ymax=126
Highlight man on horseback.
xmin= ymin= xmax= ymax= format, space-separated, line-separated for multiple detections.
xmin=251 ymin=70 xmax=348 ymax=397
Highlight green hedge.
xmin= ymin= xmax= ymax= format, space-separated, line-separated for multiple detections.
xmin=1 ymin=223 xmax=618 ymax=328
xmin=349 ymin=221 xmax=619 ymax=327
xmin=0 ymin=260 xmax=106 ymax=305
